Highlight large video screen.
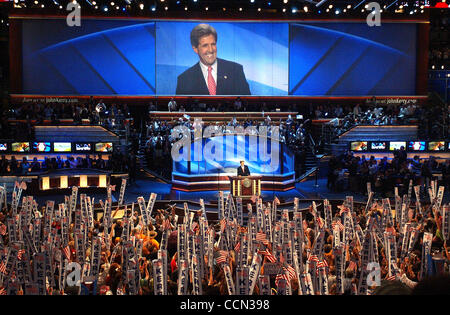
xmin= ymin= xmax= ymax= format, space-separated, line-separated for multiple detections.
xmin=156 ymin=22 xmax=289 ymax=96
xmin=20 ymin=19 xmax=417 ymax=96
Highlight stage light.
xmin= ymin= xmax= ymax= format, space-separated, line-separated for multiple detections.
xmin=151 ymin=6 xmax=156 ymax=11
xmin=380 ymin=9 xmax=383 ymax=12
xmin=258 ymin=7 xmax=261 ymax=11
xmin=283 ymin=0 xmax=288 ymax=3
xmin=185 ymin=6 xmax=188 ymax=10
xmin=347 ymin=4 xmax=351 ymax=8
xmin=292 ymin=7 xmax=297 ymax=13
xmin=365 ymin=4 xmax=369 ymax=8
xmin=239 ymin=7 xmax=242 ymax=11
xmin=34 ymin=0 xmax=38 ymax=4
xmin=92 ymin=1 xmax=96 ymax=5
xmin=399 ymin=5 xmax=403 ymax=9
xmin=116 ymin=6 xmax=119 ymax=9
xmin=432 ymin=65 xmax=435 ymax=69
xmin=60 ymin=5 xmax=63 ymax=8
xmin=268 ymin=2 xmax=272 ymax=6
xmin=282 ymin=7 xmax=286 ymax=12
xmin=164 ymin=6 xmax=168 ymax=10
xmin=420 ymin=9 xmax=424 ymax=12
xmin=326 ymin=8 xmax=329 ymax=12
xmin=343 ymin=8 xmax=346 ymax=12
xmin=335 ymin=9 xmax=340 ymax=14
xmin=304 ymin=6 xmax=308 ymax=12
xmin=110 ymin=1 xmax=114 ymax=6
xmin=103 ymin=6 xmax=108 ymax=11
xmin=94 ymin=5 xmax=98 ymax=9
xmin=250 ymin=0 xmax=255 ymax=3
xmin=329 ymin=4 xmax=333 ymax=8
xmin=41 ymin=4 xmax=44 ymax=7
xmin=223 ymin=7 xmax=226 ymax=11
xmin=205 ymin=6 xmax=208 ymax=10
xmin=139 ymin=3 xmax=144 ymax=9
xmin=442 ymin=65 xmax=445 ymax=69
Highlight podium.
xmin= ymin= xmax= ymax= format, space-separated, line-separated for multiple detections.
xmin=229 ymin=176 xmax=262 ymax=198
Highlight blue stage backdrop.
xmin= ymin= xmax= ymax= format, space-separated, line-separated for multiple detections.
xmin=289 ymin=23 xmax=417 ymax=96
xmin=22 ymin=19 xmax=156 ymax=95
xmin=156 ymin=22 xmax=289 ymax=96
xmin=173 ymin=135 xmax=294 ymax=176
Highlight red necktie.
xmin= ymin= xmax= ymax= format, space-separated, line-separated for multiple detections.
xmin=207 ymin=66 xmax=216 ymax=95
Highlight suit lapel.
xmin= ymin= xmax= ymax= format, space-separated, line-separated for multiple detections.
xmin=194 ymin=62 xmax=210 ymax=95
xmin=216 ymin=58 xmax=227 ymax=95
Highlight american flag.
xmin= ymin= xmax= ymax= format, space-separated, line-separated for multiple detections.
xmin=338 ymin=204 xmax=349 ymax=216
xmin=0 ymin=224 xmax=6 ymax=236
xmin=317 ymin=260 xmax=328 ymax=269
xmin=385 ymin=275 xmax=396 ymax=281
xmin=348 ymin=260 xmax=357 ymax=271
xmin=308 ymin=254 xmax=319 ymax=262
xmin=256 ymin=232 xmax=269 ymax=245
xmin=283 ymin=264 xmax=296 ymax=280
xmin=234 ymin=241 xmax=241 ymax=252
xmin=17 ymin=249 xmax=25 ymax=261
xmin=251 ymin=195 xmax=258 ymax=203
xmin=0 ymin=261 xmax=6 ymax=274
xmin=258 ymin=249 xmax=277 ymax=263
xmin=62 ymin=245 xmax=71 ymax=261
xmin=220 ymin=218 xmax=227 ymax=233
xmin=275 ymin=273 xmax=289 ymax=287
xmin=0 ymin=286 xmax=5 ymax=295
xmin=216 ymin=252 xmax=228 ymax=265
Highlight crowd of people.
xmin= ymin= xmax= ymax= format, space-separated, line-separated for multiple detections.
xmin=0 ymin=185 xmax=448 ymax=295
xmin=0 ymin=152 xmax=136 ymax=176
xmin=327 ymin=149 xmax=450 ymax=198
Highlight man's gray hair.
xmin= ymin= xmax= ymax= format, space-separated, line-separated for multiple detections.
xmin=190 ymin=23 xmax=217 ymax=48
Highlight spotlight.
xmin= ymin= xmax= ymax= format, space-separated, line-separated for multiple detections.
xmin=304 ymin=6 xmax=308 ymax=12
xmin=103 ymin=6 xmax=108 ymax=11
xmin=185 ymin=6 xmax=187 ymax=10
xmin=347 ymin=4 xmax=351 ymax=9
xmin=151 ymin=5 xmax=156 ymax=11
xmin=292 ymin=7 xmax=297 ymax=13
xmin=164 ymin=6 xmax=168 ymax=10
xmin=110 ymin=2 xmax=114 ymax=6
xmin=239 ymin=7 xmax=242 ymax=11
xmin=139 ymin=3 xmax=144 ymax=9
xmin=335 ymin=9 xmax=340 ymax=14
xmin=205 ymin=6 xmax=208 ymax=10
xmin=282 ymin=7 xmax=286 ymax=12
xmin=283 ymin=0 xmax=288 ymax=3
xmin=329 ymin=4 xmax=333 ymax=8
xmin=258 ymin=7 xmax=261 ymax=11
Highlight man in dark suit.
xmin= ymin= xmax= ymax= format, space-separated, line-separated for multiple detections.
xmin=176 ymin=23 xmax=251 ymax=96
xmin=237 ymin=160 xmax=251 ymax=176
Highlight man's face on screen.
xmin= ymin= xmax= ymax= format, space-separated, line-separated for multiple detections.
xmin=193 ymin=34 xmax=217 ymax=67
